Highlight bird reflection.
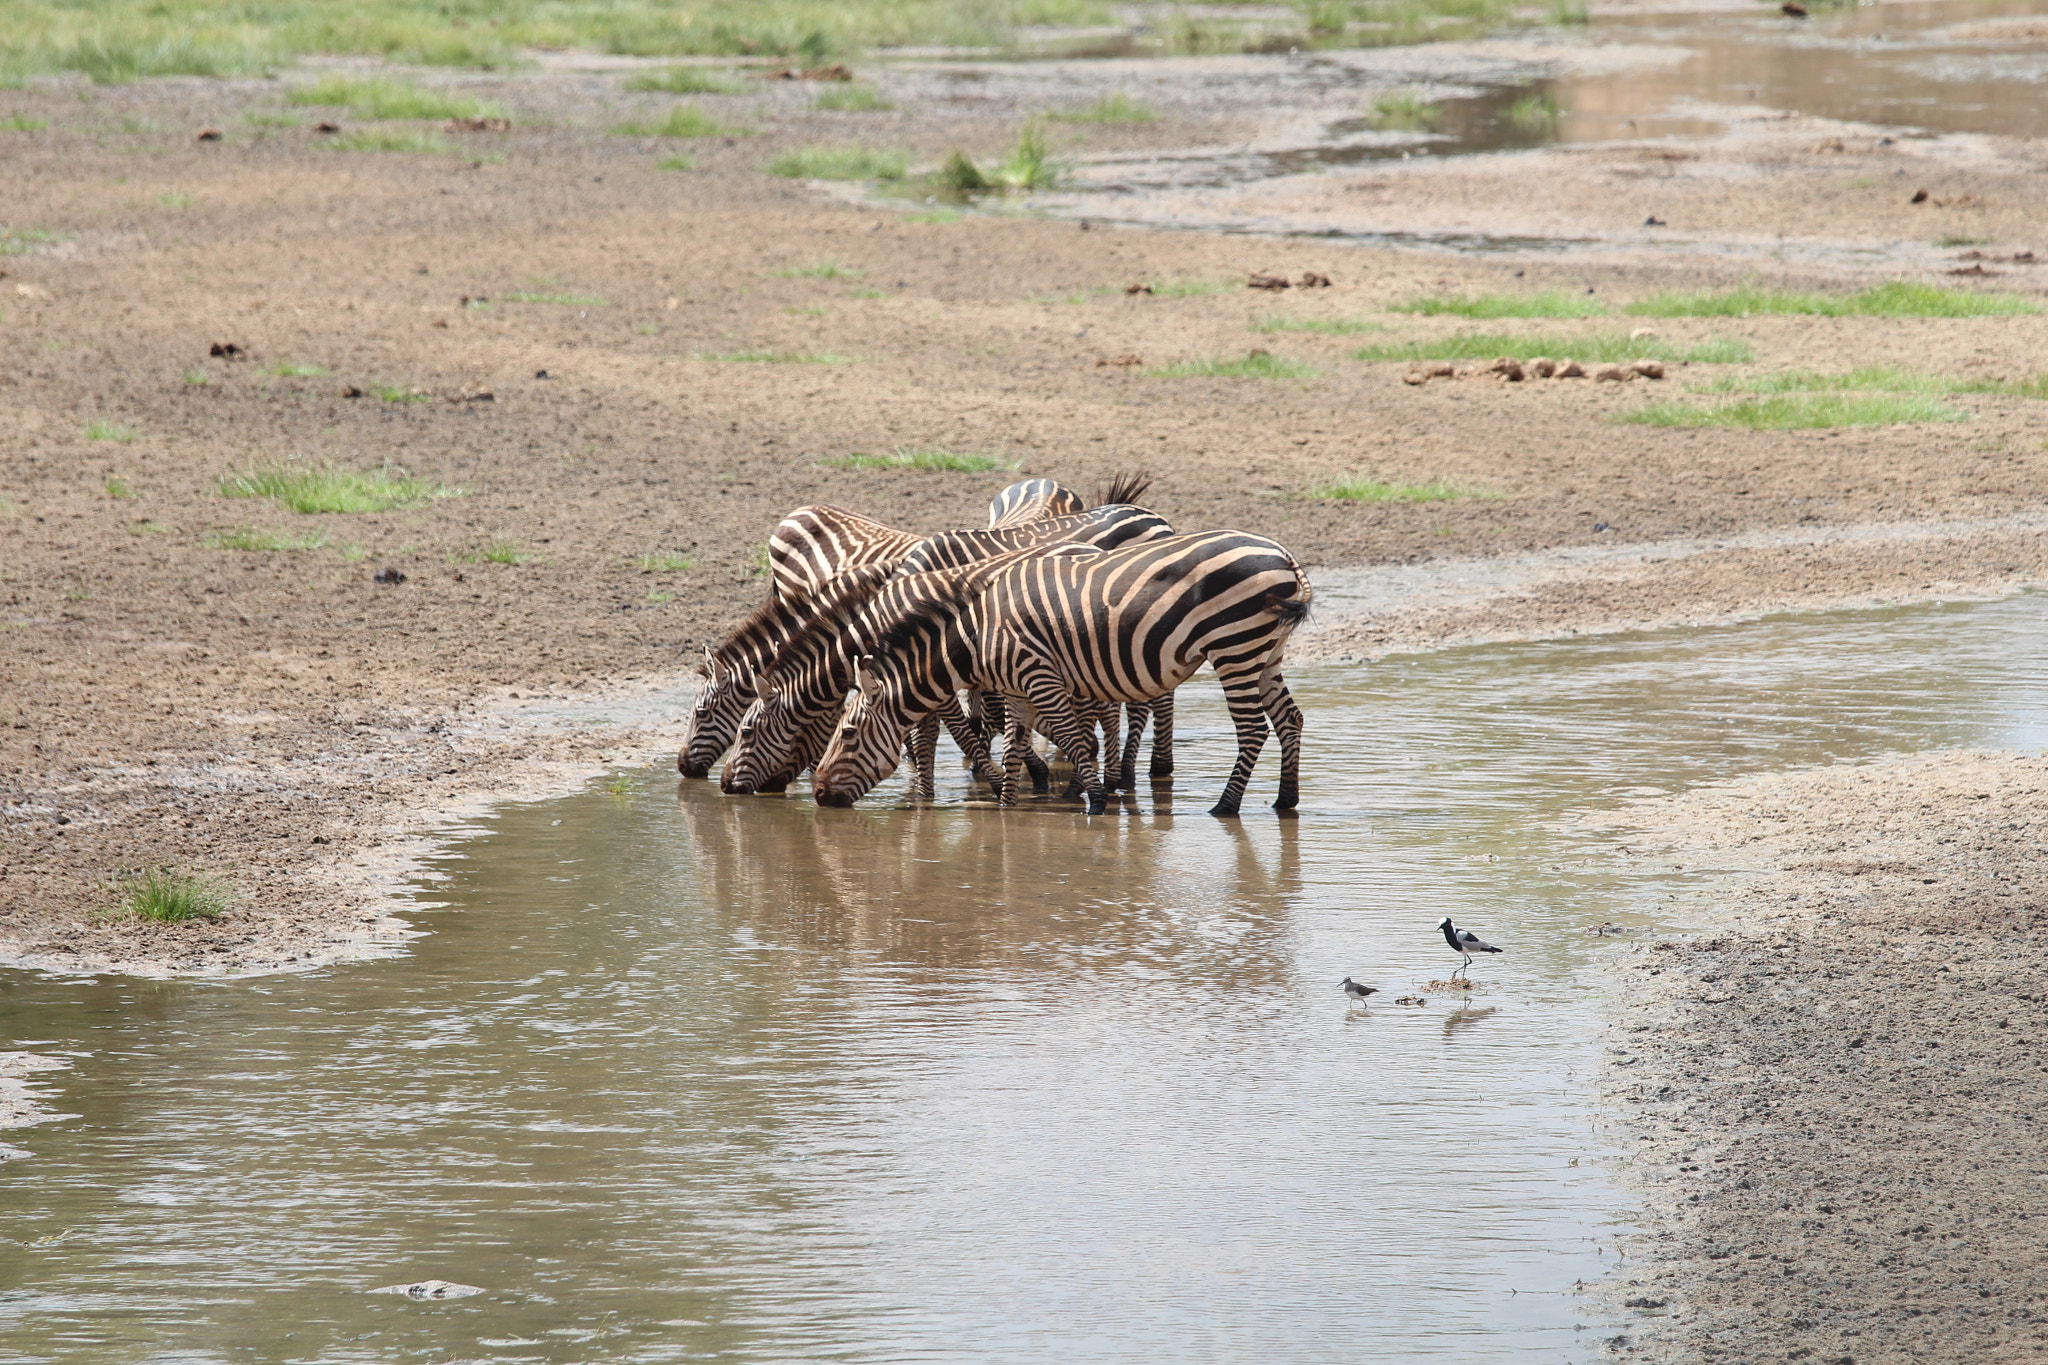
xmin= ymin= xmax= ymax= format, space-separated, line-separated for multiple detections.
xmin=1442 ymin=1003 xmax=1498 ymax=1037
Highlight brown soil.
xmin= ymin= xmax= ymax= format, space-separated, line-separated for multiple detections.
xmin=2 ymin=55 xmax=2045 ymax=980
xmin=1587 ymin=751 xmax=2048 ymax=1362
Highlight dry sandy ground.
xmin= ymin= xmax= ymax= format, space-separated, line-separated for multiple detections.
xmin=1588 ymin=751 xmax=2048 ymax=1363
xmin=2 ymin=40 xmax=2047 ymax=1357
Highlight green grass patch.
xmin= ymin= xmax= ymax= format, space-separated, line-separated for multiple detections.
xmin=183 ymin=368 xmax=211 ymax=386
xmin=105 ymin=477 xmax=132 ymax=499
xmin=775 ymin=258 xmax=863 ymax=279
xmin=1151 ymin=278 xmax=1234 ymax=298
xmin=814 ymin=83 xmax=893 ymax=111
xmin=0 ymin=227 xmax=57 ymax=255
xmin=243 ymin=110 xmax=302 ymax=128
xmin=453 ymin=536 xmax=531 ymax=564
xmin=500 ymin=289 xmax=610 ymax=305
xmin=765 ymin=144 xmax=906 ymax=180
xmin=1620 ymin=393 xmax=1972 ymax=430
xmin=2 ymin=113 xmax=47 ymax=132
xmin=611 ymin=102 xmax=748 ymax=138
xmin=1147 ymin=351 xmax=1318 ymax=379
xmin=219 ymin=463 xmax=457 ymax=514
xmin=902 ymin=207 xmax=960 ymax=225
xmin=85 ymin=420 xmax=138 ymax=442
xmin=331 ymin=128 xmax=451 ymax=155
xmin=1505 ymin=91 xmax=1562 ymax=134
xmin=1309 ymin=475 xmax=1477 ymax=502
xmin=1625 ymin=281 xmax=2039 ymax=319
xmin=371 ymin=384 xmax=433 ymax=402
xmin=623 ymin=66 xmax=743 ymax=94
xmin=656 ymin=154 xmax=696 ymax=171
xmin=1353 ymin=333 xmax=1754 ymax=364
xmin=1363 ymin=88 xmax=1438 ymax=131
xmin=207 ymin=525 xmax=329 ymax=551
xmin=287 ymin=76 xmax=500 ymax=121
xmin=267 ymin=360 xmax=327 ymax=377
xmin=115 ymin=868 xmax=232 ymax=922
xmin=696 ymin=348 xmax=854 ymax=364
xmin=821 ymin=447 xmax=1014 ymax=473
xmin=1046 ymin=91 xmax=1156 ymax=124
xmin=1254 ymin=315 xmax=1386 ymax=334
xmin=17 ymin=34 xmax=270 ymax=84
xmin=638 ymin=549 xmax=695 ymax=572
xmin=1690 ymin=366 xmax=2048 ymax=398
xmin=1395 ymin=291 xmax=1606 ymax=319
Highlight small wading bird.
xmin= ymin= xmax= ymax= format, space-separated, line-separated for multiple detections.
xmin=1342 ymin=977 xmax=1378 ymax=1004
xmin=1438 ymin=916 xmax=1503 ymax=980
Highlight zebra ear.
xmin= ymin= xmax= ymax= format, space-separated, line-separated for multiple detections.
xmin=855 ymin=655 xmax=881 ymax=698
xmin=751 ymin=669 xmax=773 ymax=702
xmin=708 ymin=653 xmax=727 ymax=685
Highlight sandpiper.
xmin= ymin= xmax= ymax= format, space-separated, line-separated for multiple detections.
xmin=1342 ymin=977 xmax=1378 ymax=1004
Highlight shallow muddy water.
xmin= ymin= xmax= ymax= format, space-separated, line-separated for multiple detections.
xmin=4 ymin=593 xmax=2047 ymax=1363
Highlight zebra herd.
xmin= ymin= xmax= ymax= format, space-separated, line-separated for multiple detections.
xmin=678 ymin=475 xmax=1313 ymax=817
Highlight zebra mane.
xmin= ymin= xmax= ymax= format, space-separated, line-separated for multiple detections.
xmin=859 ymin=573 xmax=986 ymax=668
xmin=723 ymin=563 xmax=893 ymax=677
xmin=757 ymin=562 xmax=907 ymax=683
xmin=1090 ymin=469 xmax=1153 ymax=509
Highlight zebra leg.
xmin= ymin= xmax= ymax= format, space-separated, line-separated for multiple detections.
xmin=998 ymin=707 xmax=1031 ymax=807
xmin=1148 ymin=690 xmax=1176 ymax=781
xmin=1023 ymin=678 xmax=1108 ymax=816
xmin=1262 ymin=668 xmax=1305 ymax=812
xmin=1118 ymin=702 xmax=1148 ymax=792
xmin=1061 ymin=700 xmax=1107 ymax=799
xmin=938 ymin=693 xmax=1003 ymax=787
xmin=989 ymin=691 xmax=1049 ymax=792
xmin=907 ymin=712 xmax=939 ymax=800
xmin=1207 ymin=669 xmax=1272 ymax=819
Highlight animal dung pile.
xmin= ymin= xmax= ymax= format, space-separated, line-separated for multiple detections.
xmin=1403 ymin=356 xmax=1664 ymax=386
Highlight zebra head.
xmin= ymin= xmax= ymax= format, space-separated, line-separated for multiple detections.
xmin=720 ymin=670 xmax=805 ymax=795
xmin=678 ymin=650 xmax=756 ymax=779
xmin=812 ymin=656 xmax=911 ymax=808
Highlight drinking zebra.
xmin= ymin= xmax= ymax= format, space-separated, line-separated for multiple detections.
xmin=811 ymin=531 xmax=1310 ymax=817
xmin=723 ymin=505 xmax=1171 ymax=797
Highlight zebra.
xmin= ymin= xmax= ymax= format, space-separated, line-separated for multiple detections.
xmin=726 ymin=507 xmax=1175 ymax=798
xmin=679 ymin=565 xmax=895 ymax=780
xmin=764 ymin=505 xmax=925 ymax=603
xmin=812 ymin=530 xmax=1311 ymax=817
xmin=988 ymin=478 xmax=1085 ymax=528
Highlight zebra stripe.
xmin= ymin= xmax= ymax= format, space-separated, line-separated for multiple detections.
xmin=765 ymin=505 xmax=925 ymax=601
xmin=987 ymin=478 xmax=1085 ymax=528
xmin=813 ymin=531 xmax=1310 ymax=817
xmin=679 ymin=565 xmax=896 ymax=779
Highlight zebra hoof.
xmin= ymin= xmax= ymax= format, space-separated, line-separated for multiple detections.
xmin=1083 ymin=792 xmax=1107 ymax=816
xmin=1150 ymin=764 xmax=1175 ymax=780
xmin=1207 ymin=801 xmax=1242 ymax=818
xmin=1273 ymin=783 xmax=1299 ymax=812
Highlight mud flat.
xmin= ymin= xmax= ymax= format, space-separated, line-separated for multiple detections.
xmin=1588 ymin=749 xmax=2048 ymax=1361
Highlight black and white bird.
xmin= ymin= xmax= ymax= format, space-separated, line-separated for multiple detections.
xmin=1341 ymin=977 xmax=1379 ymax=1004
xmin=1438 ymin=916 xmax=1503 ymax=979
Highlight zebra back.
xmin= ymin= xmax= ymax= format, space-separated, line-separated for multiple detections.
xmin=766 ymin=504 xmax=925 ymax=601
xmin=987 ymin=478 xmax=1085 ymax=528
xmin=896 ymin=503 xmax=1171 ymax=577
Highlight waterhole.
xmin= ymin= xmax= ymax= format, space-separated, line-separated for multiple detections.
xmin=4 ymin=593 xmax=2046 ymax=1363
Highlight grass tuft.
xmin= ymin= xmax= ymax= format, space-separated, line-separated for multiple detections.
xmin=656 ymin=154 xmax=696 ymax=171
xmin=814 ymin=83 xmax=893 ymax=112
xmin=219 ymin=464 xmax=457 ymax=514
xmin=2 ymin=113 xmax=48 ymax=132
xmin=0 ymin=227 xmax=57 ymax=255
xmin=765 ymin=144 xmax=906 ymax=180
xmin=208 ymin=526 xmax=329 ymax=551
xmin=1690 ymin=366 xmax=2048 ymax=398
xmin=1505 ymin=91 xmax=1562 ymax=134
xmin=611 ymin=102 xmax=748 ymax=138
xmin=821 ymin=447 xmax=1014 ymax=473
xmin=287 ymin=76 xmax=499 ymax=121
xmin=1046 ymin=92 xmax=1157 ymax=124
xmin=775 ymin=258 xmax=863 ymax=279
xmin=1353 ymin=333 xmax=1754 ymax=364
xmin=85 ymin=420 xmax=138 ymax=442
xmin=1310 ymin=475 xmax=1478 ymax=502
xmin=116 ymin=868 xmax=231 ymax=922
xmin=1620 ymin=393 xmax=1972 ymax=430
xmin=1363 ymin=88 xmax=1439 ymax=131
xmin=1396 ymin=292 xmax=1606 ymax=319
xmin=267 ymin=360 xmax=327 ymax=377
xmin=105 ymin=477 xmax=133 ymax=499
xmin=623 ymin=66 xmax=742 ymax=94
xmin=639 ymin=549 xmax=695 ymax=572
xmin=331 ymin=128 xmax=450 ymax=155
xmin=1148 ymin=351 xmax=1318 ymax=379
xmin=1625 ymin=281 xmax=2039 ymax=318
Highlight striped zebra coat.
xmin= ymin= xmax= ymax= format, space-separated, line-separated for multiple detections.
xmin=813 ymin=531 xmax=1311 ymax=817
xmin=987 ymin=478 xmax=1085 ymax=528
xmin=722 ymin=539 xmax=1114 ymax=798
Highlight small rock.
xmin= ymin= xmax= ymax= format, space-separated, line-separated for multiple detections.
xmin=314 ymin=121 xmax=341 ymax=135
xmin=208 ymin=342 xmax=244 ymax=359
xmin=1297 ymin=271 xmax=1332 ymax=288
xmin=1781 ymin=1 xmax=1807 ymax=14
xmin=801 ymin=63 xmax=854 ymax=81
xmin=1487 ymin=356 xmax=1525 ymax=382
xmin=1555 ymin=359 xmax=1586 ymax=378
xmin=1526 ymin=357 xmax=1557 ymax=378
xmin=1910 ymin=188 xmax=1929 ymax=204
xmin=340 ymin=385 xmax=364 ymax=398
xmin=1395 ymin=995 xmax=1427 ymax=1005
xmin=534 ymin=369 xmax=550 ymax=379
xmin=1643 ymin=215 xmax=1666 ymax=226
xmin=1424 ymin=360 xmax=1456 ymax=378
xmin=1948 ymin=263 xmax=2000 ymax=277
xmin=1403 ymin=370 xmax=1428 ymax=386
xmin=1625 ymin=1296 xmax=1667 ymax=1309
xmin=1628 ymin=327 xmax=1657 ymax=340
xmin=312 ymin=835 xmax=330 ymax=845
xmin=374 ymin=567 xmax=408 ymax=585
xmin=1630 ymin=359 xmax=1666 ymax=379
xmin=1593 ymin=363 xmax=1633 ymax=382
xmin=195 ymin=127 xmax=223 ymax=142
xmin=1246 ymin=271 xmax=1291 ymax=291
xmin=1124 ymin=282 xmax=1153 ymax=295
xmin=445 ymin=116 xmax=511 ymax=133
xmin=447 ymin=384 xmax=495 ymax=403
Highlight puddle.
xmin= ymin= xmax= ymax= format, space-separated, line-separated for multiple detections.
xmin=4 ymin=593 xmax=2047 ymax=1363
